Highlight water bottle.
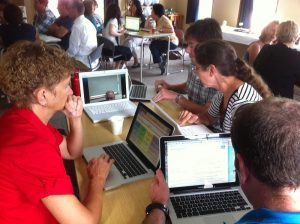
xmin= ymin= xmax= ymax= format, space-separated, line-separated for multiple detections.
xmin=72 ymin=68 xmax=81 ymax=96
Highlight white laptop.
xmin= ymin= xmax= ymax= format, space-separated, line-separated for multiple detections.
xmin=151 ymin=100 xmax=212 ymax=135
xmin=83 ymin=103 xmax=175 ymax=190
xmin=79 ymin=69 xmax=137 ymax=123
xmin=128 ymin=75 xmax=156 ymax=101
xmin=125 ymin=16 xmax=140 ymax=34
xmin=160 ymin=134 xmax=252 ymax=224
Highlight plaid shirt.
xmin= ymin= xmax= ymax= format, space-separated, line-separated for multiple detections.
xmin=186 ymin=64 xmax=218 ymax=104
xmin=33 ymin=9 xmax=56 ymax=34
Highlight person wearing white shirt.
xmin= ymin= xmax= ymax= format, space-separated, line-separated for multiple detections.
xmin=67 ymin=0 xmax=97 ymax=69
xmin=102 ymin=4 xmax=132 ymax=69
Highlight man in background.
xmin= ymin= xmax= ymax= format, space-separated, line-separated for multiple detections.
xmin=67 ymin=0 xmax=97 ymax=69
xmin=33 ymin=0 xmax=56 ymax=34
xmin=47 ymin=0 xmax=73 ymax=50
xmin=144 ymin=97 xmax=300 ymax=223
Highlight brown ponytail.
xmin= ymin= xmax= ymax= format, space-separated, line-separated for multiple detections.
xmin=235 ymin=58 xmax=272 ymax=98
xmin=195 ymin=40 xmax=272 ymax=98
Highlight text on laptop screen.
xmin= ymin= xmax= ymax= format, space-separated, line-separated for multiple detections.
xmin=125 ymin=16 xmax=140 ymax=31
xmin=164 ymin=138 xmax=235 ymax=188
xmin=128 ymin=106 xmax=172 ymax=165
xmin=82 ymin=73 xmax=127 ymax=104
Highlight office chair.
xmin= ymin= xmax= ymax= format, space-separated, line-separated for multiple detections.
xmin=88 ymin=43 xmax=104 ymax=71
xmin=97 ymin=36 xmax=122 ymax=69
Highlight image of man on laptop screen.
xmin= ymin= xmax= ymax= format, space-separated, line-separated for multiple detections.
xmin=82 ymin=73 xmax=126 ymax=104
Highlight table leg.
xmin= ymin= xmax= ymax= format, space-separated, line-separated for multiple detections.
xmin=166 ymin=36 xmax=170 ymax=75
xmin=140 ymin=38 xmax=144 ymax=82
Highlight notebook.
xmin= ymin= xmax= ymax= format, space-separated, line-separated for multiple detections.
xmin=128 ymin=75 xmax=156 ymax=101
xmin=151 ymin=100 xmax=212 ymax=135
xmin=79 ymin=69 xmax=137 ymax=123
xmin=125 ymin=16 xmax=140 ymax=32
xmin=83 ymin=102 xmax=175 ymax=190
xmin=160 ymin=134 xmax=252 ymax=224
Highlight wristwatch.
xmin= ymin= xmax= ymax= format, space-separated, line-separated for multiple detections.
xmin=175 ymin=94 xmax=183 ymax=104
xmin=145 ymin=202 xmax=169 ymax=216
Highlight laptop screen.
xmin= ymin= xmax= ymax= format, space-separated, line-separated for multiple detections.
xmin=161 ymin=135 xmax=236 ymax=189
xmin=126 ymin=103 xmax=174 ymax=167
xmin=125 ymin=16 xmax=140 ymax=31
xmin=80 ymin=70 xmax=128 ymax=105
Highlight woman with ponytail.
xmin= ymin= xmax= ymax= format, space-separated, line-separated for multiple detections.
xmin=179 ymin=39 xmax=272 ymax=132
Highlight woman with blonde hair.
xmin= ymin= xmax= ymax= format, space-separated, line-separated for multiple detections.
xmin=179 ymin=40 xmax=271 ymax=132
xmin=244 ymin=20 xmax=279 ymax=66
xmin=254 ymin=20 xmax=300 ymax=99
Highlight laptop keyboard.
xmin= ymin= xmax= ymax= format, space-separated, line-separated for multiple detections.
xmin=89 ymin=102 xmax=135 ymax=115
xmin=171 ymin=190 xmax=251 ymax=218
xmin=103 ymin=143 xmax=147 ymax=179
xmin=130 ymin=85 xmax=147 ymax=98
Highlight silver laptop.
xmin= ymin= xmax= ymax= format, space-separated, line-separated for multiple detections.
xmin=79 ymin=69 xmax=137 ymax=123
xmin=160 ymin=134 xmax=252 ymax=224
xmin=83 ymin=103 xmax=175 ymax=190
xmin=151 ymin=100 xmax=212 ymax=135
xmin=129 ymin=75 xmax=156 ymax=101
xmin=125 ymin=16 xmax=140 ymax=33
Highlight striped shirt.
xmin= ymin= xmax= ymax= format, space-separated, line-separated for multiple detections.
xmin=208 ymin=83 xmax=262 ymax=132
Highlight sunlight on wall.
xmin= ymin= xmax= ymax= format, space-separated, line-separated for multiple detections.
xmin=251 ymin=0 xmax=278 ymax=34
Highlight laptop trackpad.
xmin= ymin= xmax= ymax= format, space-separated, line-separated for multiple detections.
xmin=202 ymin=214 xmax=236 ymax=224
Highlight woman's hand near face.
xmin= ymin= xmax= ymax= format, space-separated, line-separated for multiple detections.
xmin=64 ymin=95 xmax=83 ymax=118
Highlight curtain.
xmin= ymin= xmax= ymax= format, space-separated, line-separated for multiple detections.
xmin=237 ymin=0 xmax=253 ymax=29
xmin=186 ymin=0 xmax=200 ymax=24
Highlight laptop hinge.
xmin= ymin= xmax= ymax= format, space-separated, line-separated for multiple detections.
xmin=171 ymin=186 xmax=231 ymax=195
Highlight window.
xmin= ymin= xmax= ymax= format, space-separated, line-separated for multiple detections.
xmin=48 ymin=0 xmax=59 ymax=17
xmin=197 ymin=0 xmax=214 ymax=19
xmin=251 ymin=0 xmax=278 ymax=34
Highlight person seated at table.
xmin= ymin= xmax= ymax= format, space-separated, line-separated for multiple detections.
xmin=0 ymin=0 xmax=9 ymax=24
xmin=33 ymin=0 xmax=56 ymax=34
xmin=143 ymin=97 xmax=300 ymax=224
xmin=102 ymin=3 xmax=132 ymax=69
xmin=67 ymin=0 xmax=98 ymax=70
xmin=179 ymin=40 xmax=271 ymax=132
xmin=144 ymin=3 xmax=178 ymax=75
xmin=47 ymin=0 xmax=73 ymax=50
xmin=254 ymin=20 xmax=300 ymax=99
xmin=244 ymin=20 xmax=279 ymax=66
xmin=153 ymin=18 xmax=222 ymax=117
xmin=83 ymin=0 xmax=102 ymax=34
xmin=0 ymin=41 xmax=113 ymax=223
xmin=123 ymin=0 xmax=145 ymax=68
xmin=0 ymin=3 xmax=38 ymax=48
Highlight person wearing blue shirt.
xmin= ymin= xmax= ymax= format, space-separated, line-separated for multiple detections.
xmin=47 ymin=0 xmax=74 ymax=50
xmin=83 ymin=0 xmax=102 ymax=34
xmin=143 ymin=97 xmax=300 ymax=223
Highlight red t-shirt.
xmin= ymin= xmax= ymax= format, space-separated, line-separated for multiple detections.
xmin=0 ymin=107 xmax=74 ymax=223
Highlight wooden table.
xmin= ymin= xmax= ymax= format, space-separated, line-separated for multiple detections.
xmin=75 ymin=112 xmax=152 ymax=224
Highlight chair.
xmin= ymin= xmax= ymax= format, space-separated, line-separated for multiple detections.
xmin=88 ymin=43 xmax=104 ymax=71
xmin=97 ymin=36 xmax=122 ymax=69
xmin=168 ymin=28 xmax=186 ymax=74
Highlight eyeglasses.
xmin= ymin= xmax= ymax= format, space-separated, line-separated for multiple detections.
xmin=192 ymin=66 xmax=202 ymax=72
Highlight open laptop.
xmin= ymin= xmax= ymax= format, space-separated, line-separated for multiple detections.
xmin=160 ymin=134 xmax=252 ymax=224
xmin=151 ymin=100 xmax=212 ymax=135
xmin=83 ymin=102 xmax=175 ymax=190
xmin=128 ymin=75 xmax=156 ymax=101
xmin=125 ymin=16 xmax=140 ymax=34
xmin=79 ymin=69 xmax=137 ymax=123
